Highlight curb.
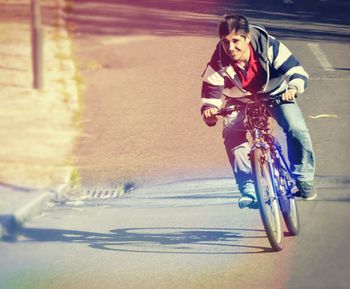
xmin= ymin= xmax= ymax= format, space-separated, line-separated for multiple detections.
xmin=0 ymin=170 xmax=74 ymax=241
xmin=0 ymin=191 xmax=52 ymax=240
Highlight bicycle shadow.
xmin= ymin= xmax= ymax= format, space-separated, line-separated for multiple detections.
xmin=11 ymin=226 xmax=275 ymax=254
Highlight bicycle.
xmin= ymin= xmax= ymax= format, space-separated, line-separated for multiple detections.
xmin=215 ymin=95 xmax=301 ymax=251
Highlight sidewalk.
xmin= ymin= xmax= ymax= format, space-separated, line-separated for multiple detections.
xmin=0 ymin=0 xmax=79 ymax=239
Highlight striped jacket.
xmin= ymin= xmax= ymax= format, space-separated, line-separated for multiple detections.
xmin=201 ymin=24 xmax=309 ymax=113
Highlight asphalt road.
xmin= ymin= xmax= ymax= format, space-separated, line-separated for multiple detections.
xmin=0 ymin=181 xmax=349 ymax=289
xmin=68 ymin=0 xmax=350 ymax=190
xmin=1 ymin=1 xmax=350 ymax=289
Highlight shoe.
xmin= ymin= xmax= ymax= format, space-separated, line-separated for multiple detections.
xmin=238 ymin=194 xmax=258 ymax=209
xmin=296 ymin=180 xmax=317 ymax=200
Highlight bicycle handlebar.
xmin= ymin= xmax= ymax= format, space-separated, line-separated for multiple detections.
xmin=214 ymin=93 xmax=296 ymax=117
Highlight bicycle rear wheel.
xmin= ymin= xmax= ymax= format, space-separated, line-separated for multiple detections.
xmin=275 ymin=149 xmax=301 ymax=236
xmin=252 ymin=148 xmax=283 ymax=251
xmin=283 ymin=197 xmax=300 ymax=236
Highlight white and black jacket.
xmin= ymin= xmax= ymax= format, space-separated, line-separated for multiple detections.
xmin=201 ymin=25 xmax=309 ymax=114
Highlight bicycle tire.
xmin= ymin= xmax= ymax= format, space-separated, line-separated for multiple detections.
xmin=282 ymin=197 xmax=300 ymax=236
xmin=275 ymin=149 xmax=301 ymax=236
xmin=252 ymin=148 xmax=284 ymax=251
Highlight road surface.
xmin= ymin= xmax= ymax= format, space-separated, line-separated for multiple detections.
xmin=1 ymin=1 xmax=350 ymax=289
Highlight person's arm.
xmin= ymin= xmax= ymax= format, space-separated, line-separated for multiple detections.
xmin=281 ymin=85 xmax=298 ymax=101
xmin=201 ymin=72 xmax=223 ymax=126
xmin=202 ymin=106 xmax=219 ymax=126
xmin=270 ymin=37 xmax=309 ymax=100
xmin=200 ymin=45 xmax=225 ymax=126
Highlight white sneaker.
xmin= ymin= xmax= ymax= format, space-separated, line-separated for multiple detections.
xmin=238 ymin=194 xmax=258 ymax=209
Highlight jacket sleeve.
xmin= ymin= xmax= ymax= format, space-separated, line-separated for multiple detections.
xmin=200 ymin=44 xmax=225 ymax=114
xmin=269 ymin=37 xmax=309 ymax=94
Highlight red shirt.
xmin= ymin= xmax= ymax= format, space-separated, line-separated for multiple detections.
xmin=233 ymin=44 xmax=266 ymax=94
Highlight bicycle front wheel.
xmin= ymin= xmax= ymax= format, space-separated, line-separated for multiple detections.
xmin=252 ymin=148 xmax=283 ymax=251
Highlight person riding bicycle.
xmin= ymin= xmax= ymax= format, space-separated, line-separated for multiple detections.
xmin=201 ymin=14 xmax=317 ymax=208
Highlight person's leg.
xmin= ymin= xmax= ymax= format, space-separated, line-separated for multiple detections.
xmin=268 ymin=101 xmax=317 ymax=199
xmin=223 ymin=111 xmax=256 ymax=207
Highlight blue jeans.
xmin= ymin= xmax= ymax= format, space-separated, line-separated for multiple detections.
xmin=223 ymin=101 xmax=315 ymax=196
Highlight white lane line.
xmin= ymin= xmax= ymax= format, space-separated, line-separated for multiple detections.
xmin=101 ymin=35 xmax=159 ymax=46
xmin=307 ymin=43 xmax=335 ymax=71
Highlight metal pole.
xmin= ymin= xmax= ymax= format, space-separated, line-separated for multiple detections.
xmin=31 ymin=0 xmax=43 ymax=89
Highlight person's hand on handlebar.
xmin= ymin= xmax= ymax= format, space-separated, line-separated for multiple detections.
xmin=282 ymin=86 xmax=298 ymax=101
xmin=202 ymin=107 xmax=219 ymax=126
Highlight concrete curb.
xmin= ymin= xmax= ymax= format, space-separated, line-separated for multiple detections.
xmin=0 ymin=165 xmax=75 ymax=240
xmin=0 ymin=166 xmax=75 ymax=241
xmin=0 ymin=176 xmax=73 ymax=240
xmin=0 ymin=191 xmax=52 ymax=240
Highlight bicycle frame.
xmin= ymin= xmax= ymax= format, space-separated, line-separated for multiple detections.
xmin=228 ymin=97 xmax=296 ymax=213
xmin=216 ymin=95 xmax=301 ymax=250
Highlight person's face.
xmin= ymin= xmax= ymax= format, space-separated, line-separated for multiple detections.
xmin=221 ymin=30 xmax=251 ymax=63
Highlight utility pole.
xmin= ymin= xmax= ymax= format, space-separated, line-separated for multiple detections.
xmin=31 ymin=0 xmax=43 ymax=89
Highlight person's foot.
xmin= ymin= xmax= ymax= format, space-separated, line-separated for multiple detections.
xmin=296 ymin=180 xmax=317 ymax=200
xmin=238 ymin=194 xmax=258 ymax=209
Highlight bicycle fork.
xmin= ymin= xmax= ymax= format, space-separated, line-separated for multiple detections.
xmin=250 ymin=140 xmax=290 ymax=214
xmin=271 ymin=146 xmax=295 ymax=213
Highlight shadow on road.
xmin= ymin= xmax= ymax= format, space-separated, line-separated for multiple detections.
xmin=0 ymin=182 xmax=37 ymax=193
xmin=64 ymin=0 xmax=350 ymax=42
xmin=11 ymin=226 xmax=275 ymax=254
xmin=1 ymin=1 xmax=349 ymax=41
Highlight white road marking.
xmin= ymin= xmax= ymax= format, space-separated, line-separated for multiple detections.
xmin=101 ymin=35 xmax=159 ymax=45
xmin=307 ymin=43 xmax=335 ymax=71
xmin=309 ymin=114 xmax=338 ymax=119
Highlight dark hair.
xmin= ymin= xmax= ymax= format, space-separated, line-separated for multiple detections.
xmin=218 ymin=14 xmax=250 ymax=38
